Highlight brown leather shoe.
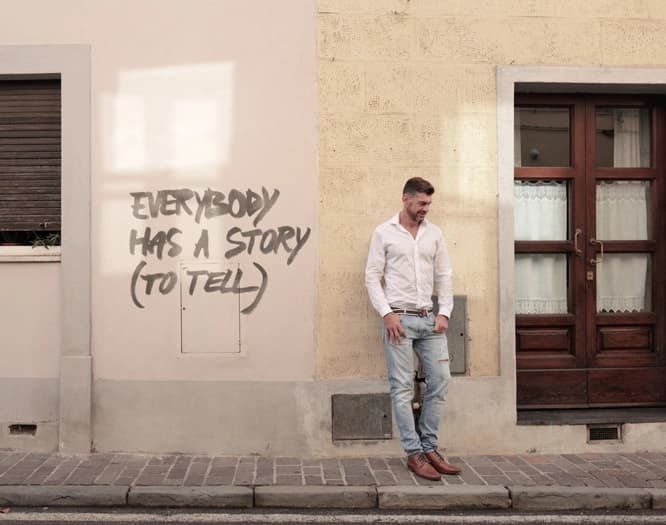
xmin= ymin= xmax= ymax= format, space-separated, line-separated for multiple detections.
xmin=406 ymin=453 xmax=441 ymax=481
xmin=425 ymin=450 xmax=462 ymax=475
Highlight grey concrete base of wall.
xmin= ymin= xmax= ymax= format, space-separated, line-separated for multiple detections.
xmin=59 ymin=356 xmax=92 ymax=454
xmin=91 ymin=379 xmax=666 ymax=457
xmin=0 ymin=421 xmax=58 ymax=453
xmin=510 ymin=486 xmax=652 ymax=511
xmin=93 ymin=379 xmax=402 ymax=457
xmin=0 ymin=378 xmax=59 ymax=452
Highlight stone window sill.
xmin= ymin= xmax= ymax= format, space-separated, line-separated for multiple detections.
xmin=0 ymin=245 xmax=61 ymax=262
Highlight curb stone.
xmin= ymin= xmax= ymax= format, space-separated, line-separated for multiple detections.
xmin=254 ymin=486 xmax=377 ymax=509
xmin=378 ymin=485 xmax=511 ymax=510
xmin=509 ymin=486 xmax=652 ymax=511
xmin=0 ymin=483 xmax=664 ymax=511
xmin=0 ymin=486 xmax=129 ymax=507
xmin=648 ymin=489 xmax=666 ymax=510
xmin=128 ymin=486 xmax=252 ymax=508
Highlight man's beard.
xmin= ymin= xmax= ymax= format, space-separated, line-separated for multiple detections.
xmin=407 ymin=208 xmax=426 ymax=223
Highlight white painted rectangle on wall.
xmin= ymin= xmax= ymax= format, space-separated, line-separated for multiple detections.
xmin=180 ymin=261 xmax=242 ymax=354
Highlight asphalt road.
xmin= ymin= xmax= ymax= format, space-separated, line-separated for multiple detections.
xmin=2 ymin=509 xmax=666 ymax=525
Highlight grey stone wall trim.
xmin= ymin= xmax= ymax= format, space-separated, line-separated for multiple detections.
xmin=496 ymin=66 xmax=666 ymax=392
xmin=0 ymin=45 xmax=92 ymax=454
xmin=0 ymin=486 xmax=127 ymax=507
xmin=509 ymin=485 xmax=652 ymax=511
xmin=378 ymin=485 xmax=510 ymax=510
xmin=255 ymin=485 xmax=377 ymax=509
xmin=128 ymin=486 xmax=253 ymax=508
xmin=59 ymin=44 xmax=92 ymax=453
xmin=59 ymin=356 xmax=92 ymax=453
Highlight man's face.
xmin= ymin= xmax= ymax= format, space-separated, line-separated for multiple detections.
xmin=402 ymin=192 xmax=432 ymax=223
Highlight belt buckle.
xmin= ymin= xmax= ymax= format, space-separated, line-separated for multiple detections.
xmin=418 ymin=308 xmax=427 ymax=317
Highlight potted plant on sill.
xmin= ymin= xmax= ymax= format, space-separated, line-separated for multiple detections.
xmin=31 ymin=232 xmax=61 ymax=249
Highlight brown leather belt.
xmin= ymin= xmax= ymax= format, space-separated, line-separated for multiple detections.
xmin=391 ymin=307 xmax=432 ymax=317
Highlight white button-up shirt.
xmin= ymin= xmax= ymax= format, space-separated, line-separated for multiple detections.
xmin=365 ymin=213 xmax=453 ymax=319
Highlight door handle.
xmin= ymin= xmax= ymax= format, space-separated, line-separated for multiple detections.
xmin=590 ymin=238 xmax=604 ymax=265
xmin=574 ymin=228 xmax=583 ymax=257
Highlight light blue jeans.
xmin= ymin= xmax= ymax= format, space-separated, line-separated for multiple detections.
xmin=383 ymin=313 xmax=451 ymax=455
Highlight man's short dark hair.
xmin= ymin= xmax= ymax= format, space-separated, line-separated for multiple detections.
xmin=403 ymin=177 xmax=435 ymax=196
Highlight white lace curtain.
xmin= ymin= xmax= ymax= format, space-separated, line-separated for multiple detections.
xmin=514 ymin=108 xmax=650 ymax=315
xmin=514 ymin=181 xmax=568 ymax=314
xmin=596 ymin=108 xmax=650 ymax=312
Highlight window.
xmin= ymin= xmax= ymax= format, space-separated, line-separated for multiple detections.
xmin=0 ymin=76 xmax=61 ymax=246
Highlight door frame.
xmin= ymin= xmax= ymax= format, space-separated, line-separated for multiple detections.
xmin=513 ymin=93 xmax=665 ymax=408
xmin=497 ymin=66 xmax=666 ymax=418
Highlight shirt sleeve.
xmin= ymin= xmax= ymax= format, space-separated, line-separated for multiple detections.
xmin=434 ymin=232 xmax=454 ymax=318
xmin=365 ymin=228 xmax=393 ymax=318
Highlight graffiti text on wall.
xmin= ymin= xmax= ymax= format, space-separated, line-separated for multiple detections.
xmin=128 ymin=187 xmax=311 ymax=313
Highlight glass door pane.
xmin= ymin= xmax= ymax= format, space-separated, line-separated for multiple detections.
xmin=515 ymin=254 xmax=568 ymax=314
xmin=596 ymin=107 xmax=650 ymax=167
xmin=596 ymin=180 xmax=651 ymax=240
xmin=514 ymin=181 xmax=568 ymax=240
xmin=596 ymin=254 xmax=652 ymax=313
xmin=515 ymin=107 xmax=571 ymax=167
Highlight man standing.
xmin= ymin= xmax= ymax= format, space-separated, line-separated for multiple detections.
xmin=365 ymin=177 xmax=460 ymax=481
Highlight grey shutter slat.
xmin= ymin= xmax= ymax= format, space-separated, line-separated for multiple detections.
xmin=0 ymin=78 xmax=61 ymax=232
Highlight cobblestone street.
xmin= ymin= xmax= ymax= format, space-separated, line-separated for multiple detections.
xmin=1 ymin=451 xmax=665 ymax=489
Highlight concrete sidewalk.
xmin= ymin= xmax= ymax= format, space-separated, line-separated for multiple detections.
xmin=0 ymin=451 xmax=665 ymax=511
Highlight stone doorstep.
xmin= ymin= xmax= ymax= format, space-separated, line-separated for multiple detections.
xmin=378 ymin=485 xmax=511 ymax=510
xmin=255 ymin=486 xmax=376 ymax=509
xmin=509 ymin=486 xmax=653 ymax=511
xmin=0 ymin=486 xmax=128 ymax=507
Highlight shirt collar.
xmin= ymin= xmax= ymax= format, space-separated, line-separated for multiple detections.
xmin=390 ymin=212 xmax=429 ymax=229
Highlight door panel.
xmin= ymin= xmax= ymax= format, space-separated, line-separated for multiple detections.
xmin=516 ymin=325 xmax=576 ymax=369
xmin=587 ymin=368 xmax=666 ymax=405
xmin=515 ymin=94 xmax=666 ymax=409
xmin=517 ymin=370 xmax=587 ymax=407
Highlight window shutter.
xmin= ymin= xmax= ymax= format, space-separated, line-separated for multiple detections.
xmin=0 ymin=78 xmax=61 ymax=232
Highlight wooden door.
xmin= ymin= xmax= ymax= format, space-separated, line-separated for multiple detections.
xmin=515 ymin=94 xmax=666 ymax=409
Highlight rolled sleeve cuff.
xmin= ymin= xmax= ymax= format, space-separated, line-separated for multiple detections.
xmin=379 ymin=305 xmax=393 ymax=318
xmin=437 ymin=300 xmax=453 ymax=319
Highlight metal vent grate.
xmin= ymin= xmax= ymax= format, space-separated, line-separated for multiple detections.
xmin=9 ymin=424 xmax=37 ymax=436
xmin=331 ymin=394 xmax=392 ymax=440
xmin=588 ymin=424 xmax=621 ymax=443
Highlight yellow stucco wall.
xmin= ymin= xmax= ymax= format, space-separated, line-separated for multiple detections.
xmin=316 ymin=0 xmax=666 ymax=379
